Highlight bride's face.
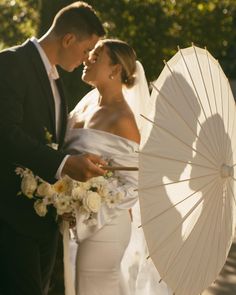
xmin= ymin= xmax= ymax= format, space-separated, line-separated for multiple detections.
xmin=82 ymin=44 xmax=116 ymax=87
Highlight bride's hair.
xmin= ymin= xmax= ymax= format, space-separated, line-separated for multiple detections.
xmin=98 ymin=39 xmax=137 ymax=88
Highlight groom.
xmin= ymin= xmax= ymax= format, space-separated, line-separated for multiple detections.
xmin=0 ymin=2 xmax=105 ymax=295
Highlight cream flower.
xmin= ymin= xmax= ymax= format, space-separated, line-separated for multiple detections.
xmin=37 ymin=182 xmax=54 ymax=198
xmin=71 ymin=186 xmax=86 ymax=201
xmin=53 ymin=178 xmax=71 ymax=194
xmin=54 ymin=194 xmax=72 ymax=215
xmin=34 ymin=200 xmax=48 ymax=217
xmin=105 ymin=195 xmax=118 ymax=208
xmin=21 ymin=174 xmax=37 ymax=198
xmin=83 ymin=191 xmax=101 ymax=213
xmin=78 ymin=181 xmax=91 ymax=190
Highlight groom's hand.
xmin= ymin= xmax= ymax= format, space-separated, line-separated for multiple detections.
xmin=62 ymin=153 xmax=107 ymax=182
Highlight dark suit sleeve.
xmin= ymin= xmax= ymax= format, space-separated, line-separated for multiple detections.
xmin=0 ymin=50 xmax=66 ymax=183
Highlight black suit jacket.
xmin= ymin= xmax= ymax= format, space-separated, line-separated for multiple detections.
xmin=0 ymin=40 xmax=68 ymax=238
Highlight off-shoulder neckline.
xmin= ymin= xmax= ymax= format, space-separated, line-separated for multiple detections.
xmin=69 ymin=127 xmax=140 ymax=146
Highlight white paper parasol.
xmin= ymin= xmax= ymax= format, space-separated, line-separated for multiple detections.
xmin=138 ymin=45 xmax=236 ymax=295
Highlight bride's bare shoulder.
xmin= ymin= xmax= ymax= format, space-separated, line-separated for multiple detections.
xmin=113 ymin=110 xmax=140 ymax=144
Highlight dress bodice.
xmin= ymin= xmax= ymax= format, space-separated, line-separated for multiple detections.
xmin=64 ymin=127 xmax=139 ymax=163
xmin=64 ymin=127 xmax=139 ymax=242
xmin=64 ymin=127 xmax=139 ymax=183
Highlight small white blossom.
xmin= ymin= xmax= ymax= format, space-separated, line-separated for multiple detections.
xmin=54 ymin=194 xmax=72 ymax=215
xmin=36 ymin=182 xmax=54 ymax=198
xmin=105 ymin=195 xmax=118 ymax=208
xmin=21 ymin=174 xmax=37 ymax=198
xmin=34 ymin=200 xmax=48 ymax=217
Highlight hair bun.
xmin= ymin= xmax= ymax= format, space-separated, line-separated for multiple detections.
xmin=125 ymin=75 xmax=136 ymax=88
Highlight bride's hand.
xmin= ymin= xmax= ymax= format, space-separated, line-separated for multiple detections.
xmin=62 ymin=153 xmax=107 ymax=182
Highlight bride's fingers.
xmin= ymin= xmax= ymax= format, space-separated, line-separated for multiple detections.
xmin=85 ymin=154 xmax=108 ymax=175
xmin=86 ymin=154 xmax=107 ymax=166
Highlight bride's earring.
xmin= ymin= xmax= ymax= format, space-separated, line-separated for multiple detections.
xmin=109 ymin=74 xmax=114 ymax=80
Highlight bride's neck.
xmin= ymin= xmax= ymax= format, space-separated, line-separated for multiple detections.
xmin=97 ymin=85 xmax=124 ymax=106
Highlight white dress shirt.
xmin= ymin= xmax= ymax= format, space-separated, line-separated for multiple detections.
xmin=31 ymin=37 xmax=62 ymax=138
xmin=31 ymin=37 xmax=68 ymax=179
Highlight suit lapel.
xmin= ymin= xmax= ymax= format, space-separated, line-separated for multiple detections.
xmin=55 ymin=78 xmax=68 ymax=148
xmin=23 ymin=40 xmax=56 ymax=137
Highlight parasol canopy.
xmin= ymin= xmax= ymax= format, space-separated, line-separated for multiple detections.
xmin=139 ymin=45 xmax=236 ymax=295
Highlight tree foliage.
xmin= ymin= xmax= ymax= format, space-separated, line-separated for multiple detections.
xmin=0 ymin=0 xmax=39 ymax=49
xmin=87 ymin=0 xmax=236 ymax=80
xmin=1 ymin=0 xmax=236 ymax=107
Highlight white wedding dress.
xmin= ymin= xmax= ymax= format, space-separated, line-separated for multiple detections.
xmin=64 ymin=127 xmax=173 ymax=295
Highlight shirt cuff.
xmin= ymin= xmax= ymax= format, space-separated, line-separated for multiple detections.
xmin=55 ymin=155 xmax=70 ymax=179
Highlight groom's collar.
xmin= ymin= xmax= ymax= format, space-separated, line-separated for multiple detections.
xmin=30 ymin=37 xmax=59 ymax=80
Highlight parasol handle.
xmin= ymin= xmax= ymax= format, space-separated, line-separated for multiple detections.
xmin=101 ymin=166 xmax=139 ymax=171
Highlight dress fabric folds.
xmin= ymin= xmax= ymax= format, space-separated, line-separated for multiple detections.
xmin=64 ymin=128 xmax=172 ymax=295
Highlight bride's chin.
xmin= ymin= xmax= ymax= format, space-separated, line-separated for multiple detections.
xmin=82 ymin=77 xmax=95 ymax=87
xmin=81 ymin=74 xmax=87 ymax=82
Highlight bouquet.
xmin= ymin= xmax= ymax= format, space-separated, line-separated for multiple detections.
xmin=15 ymin=166 xmax=125 ymax=226
xmin=15 ymin=128 xmax=125 ymax=226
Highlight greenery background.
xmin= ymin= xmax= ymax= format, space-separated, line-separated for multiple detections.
xmin=1 ymin=0 xmax=236 ymax=110
xmin=1 ymin=0 xmax=236 ymax=293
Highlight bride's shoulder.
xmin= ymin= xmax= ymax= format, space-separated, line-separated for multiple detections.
xmin=113 ymin=110 xmax=140 ymax=144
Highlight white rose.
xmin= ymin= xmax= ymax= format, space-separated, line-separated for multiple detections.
xmin=79 ymin=181 xmax=91 ymax=190
xmin=83 ymin=191 xmax=101 ymax=213
xmin=89 ymin=176 xmax=107 ymax=186
xmin=21 ymin=174 xmax=37 ymax=198
xmin=34 ymin=200 xmax=48 ymax=217
xmin=37 ymin=182 xmax=54 ymax=197
xmin=71 ymin=187 xmax=86 ymax=201
xmin=97 ymin=186 xmax=110 ymax=199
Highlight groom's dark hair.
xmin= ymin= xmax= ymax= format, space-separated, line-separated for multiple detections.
xmin=52 ymin=1 xmax=105 ymax=39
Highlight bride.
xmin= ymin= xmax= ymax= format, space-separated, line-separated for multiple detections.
xmin=63 ymin=38 xmax=172 ymax=295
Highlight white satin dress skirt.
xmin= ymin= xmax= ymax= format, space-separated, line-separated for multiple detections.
xmin=64 ymin=127 xmax=172 ymax=295
xmin=75 ymin=210 xmax=131 ymax=295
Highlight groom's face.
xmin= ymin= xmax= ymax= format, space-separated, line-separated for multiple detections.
xmin=59 ymin=33 xmax=99 ymax=72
